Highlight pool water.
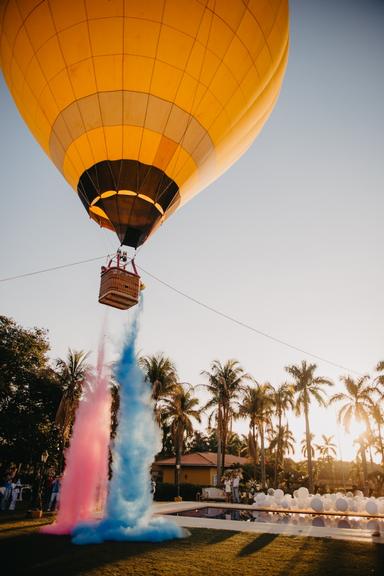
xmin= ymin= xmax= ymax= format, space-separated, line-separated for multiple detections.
xmin=170 ymin=507 xmax=384 ymax=533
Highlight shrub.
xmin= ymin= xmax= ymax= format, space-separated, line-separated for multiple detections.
xmin=154 ymin=482 xmax=204 ymax=501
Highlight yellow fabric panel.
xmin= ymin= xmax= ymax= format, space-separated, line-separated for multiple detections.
xmin=85 ymin=0 xmax=124 ymax=19
xmin=163 ymin=0 xmax=204 ymax=37
xmin=38 ymin=83 xmax=60 ymax=124
xmin=69 ymin=58 xmax=98 ymax=100
xmin=0 ymin=33 xmax=12 ymax=76
xmin=123 ymin=0 xmax=164 ymax=22
xmin=89 ymin=18 xmax=123 ymax=57
xmin=14 ymin=0 xmax=41 ymax=20
xmin=94 ymin=55 xmax=123 ymax=92
xmin=49 ymin=0 xmax=86 ymax=32
xmin=122 ymin=125 xmax=143 ymax=160
xmin=166 ymin=146 xmax=196 ymax=187
xmin=139 ymin=129 xmax=162 ymax=166
xmin=13 ymin=28 xmax=34 ymax=72
xmin=123 ymin=55 xmax=153 ymax=92
xmin=104 ymin=125 xmax=123 ymax=160
xmin=157 ymin=25 xmax=194 ymax=71
xmin=24 ymin=1 xmax=55 ymax=52
xmin=25 ymin=56 xmax=47 ymax=100
xmin=2 ymin=0 xmax=22 ymax=51
xmin=58 ymin=23 xmax=92 ymax=66
xmin=124 ymin=19 xmax=161 ymax=58
xmin=151 ymin=59 xmax=183 ymax=102
xmin=36 ymin=36 xmax=66 ymax=81
xmin=48 ymin=68 xmax=74 ymax=110
xmin=152 ymin=135 xmax=178 ymax=171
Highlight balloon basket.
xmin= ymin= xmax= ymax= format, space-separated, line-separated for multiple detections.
xmin=99 ymin=251 xmax=141 ymax=310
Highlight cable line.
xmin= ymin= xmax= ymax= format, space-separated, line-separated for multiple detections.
xmin=137 ymin=265 xmax=363 ymax=376
xmin=0 ymin=254 xmax=363 ymax=376
xmin=0 ymin=254 xmax=108 ymax=282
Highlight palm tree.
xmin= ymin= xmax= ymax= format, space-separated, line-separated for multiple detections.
xmin=301 ymin=433 xmax=316 ymax=459
xmin=375 ymin=361 xmax=384 ymax=388
xmin=269 ymin=424 xmax=295 ymax=479
xmin=238 ymin=382 xmax=274 ymax=487
xmin=315 ymin=434 xmax=337 ymax=462
xmin=271 ymin=383 xmax=294 ymax=486
xmin=370 ymin=404 xmax=384 ymax=465
xmin=330 ymin=375 xmax=376 ymax=485
xmin=163 ymin=385 xmax=201 ymax=494
xmin=286 ymin=360 xmax=333 ymax=492
xmin=201 ymin=359 xmax=249 ymax=483
xmin=139 ymin=353 xmax=178 ymax=422
xmin=55 ymin=349 xmax=90 ymax=446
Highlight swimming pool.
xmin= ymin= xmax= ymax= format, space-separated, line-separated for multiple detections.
xmin=170 ymin=506 xmax=384 ymax=534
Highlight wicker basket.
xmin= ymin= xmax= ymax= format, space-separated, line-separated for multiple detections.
xmin=99 ymin=267 xmax=140 ymax=310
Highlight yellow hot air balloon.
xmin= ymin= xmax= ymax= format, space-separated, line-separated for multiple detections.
xmin=0 ymin=0 xmax=288 ymax=308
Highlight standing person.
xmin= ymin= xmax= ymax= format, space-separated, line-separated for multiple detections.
xmin=8 ymin=479 xmax=21 ymax=511
xmin=232 ymin=471 xmax=240 ymax=504
xmin=47 ymin=477 xmax=61 ymax=512
xmin=223 ymin=475 xmax=232 ymax=503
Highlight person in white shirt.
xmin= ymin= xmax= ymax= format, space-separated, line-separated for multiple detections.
xmin=232 ymin=471 xmax=240 ymax=503
xmin=223 ymin=476 xmax=232 ymax=503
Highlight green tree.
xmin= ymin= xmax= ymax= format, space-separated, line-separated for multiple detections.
xmin=330 ymin=375 xmax=376 ymax=485
xmin=286 ymin=360 xmax=333 ymax=492
xmin=271 ymin=383 xmax=294 ymax=487
xmin=201 ymin=359 xmax=249 ymax=483
xmin=301 ymin=433 xmax=316 ymax=459
xmin=163 ymin=386 xmax=201 ymax=491
xmin=369 ymin=404 xmax=384 ymax=466
xmin=315 ymin=434 xmax=337 ymax=462
xmin=139 ymin=353 xmax=178 ymax=422
xmin=238 ymin=382 xmax=274 ymax=487
xmin=55 ymin=349 xmax=90 ymax=447
xmin=0 ymin=316 xmax=62 ymax=473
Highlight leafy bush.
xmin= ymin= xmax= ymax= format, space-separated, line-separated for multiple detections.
xmin=154 ymin=482 xmax=204 ymax=501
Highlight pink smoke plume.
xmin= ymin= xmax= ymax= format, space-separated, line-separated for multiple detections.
xmin=42 ymin=342 xmax=112 ymax=535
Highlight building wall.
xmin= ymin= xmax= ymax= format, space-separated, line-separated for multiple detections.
xmin=161 ymin=467 xmax=215 ymax=485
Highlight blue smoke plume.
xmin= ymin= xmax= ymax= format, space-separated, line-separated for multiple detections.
xmin=72 ymin=309 xmax=184 ymax=544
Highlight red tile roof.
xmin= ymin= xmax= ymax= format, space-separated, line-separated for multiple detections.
xmin=155 ymin=452 xmax=249 ymax=467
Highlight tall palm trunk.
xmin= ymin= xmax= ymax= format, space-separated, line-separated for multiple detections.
xmin=274 ymin=408 xmax=282 ymax=487
xmin=304 ymin=389 xmax=314 ymax=493
xmin=216 ymin=405 xmax=222 ymax=486
xmin=174 ymin=425 xmax=183 ymax=497
xmin=221 ymin=406 xmax=228 ymax=472
xmin=251 ymin=423 xmax=257 ymax=478
xmin=377 ymin=423 xmax=384 ymax=466
xmin=360 ymin=440 xmax=368 ymax=489
xmin=260 ymin=423 xmax=266 ymax=488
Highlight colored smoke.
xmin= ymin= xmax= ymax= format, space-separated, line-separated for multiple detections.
xmin=72 ymin=310 xmax=184 ymax=544
xmin=42 ymin=341 xmax=111 ymax=535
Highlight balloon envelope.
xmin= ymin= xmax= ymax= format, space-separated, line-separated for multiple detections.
xmin=0 ymin=0 xmax=289 ymax=247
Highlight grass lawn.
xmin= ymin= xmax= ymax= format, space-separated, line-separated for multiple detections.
xmin=0 ymin=513 xmax=383 ymax=576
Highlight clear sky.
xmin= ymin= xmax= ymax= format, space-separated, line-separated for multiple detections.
xmin=1 ymin=0 xmax=383 ymax=461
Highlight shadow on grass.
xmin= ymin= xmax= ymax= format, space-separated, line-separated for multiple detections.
xmin=237 ymin=533 xmax=278 ymax=557
xmin=0 ymin=527 xmax=192 ymax=576
xmin=308 ymin=539 xmax=384 ymax=576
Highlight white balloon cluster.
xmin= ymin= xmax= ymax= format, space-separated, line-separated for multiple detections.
xmin=252 ymin=487 xmax=384 ymax=516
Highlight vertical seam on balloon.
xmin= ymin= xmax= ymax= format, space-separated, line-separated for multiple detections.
xmin=165 ymin=0 xmax=216 ymax=186
xmin=12 ymin=0 xmax=81 ymax=184
xmin=148 ymin=0 xmax=210 ymax=206
xmin=151 ymin=0 xmax=209 ymax=207
xmin=127 ymin=0 xmax=167 ymax=230
xmin=46 ymin=0 xmax=98 ymax=179
xmin=82 ymin=0 xmax=121 ymax=232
